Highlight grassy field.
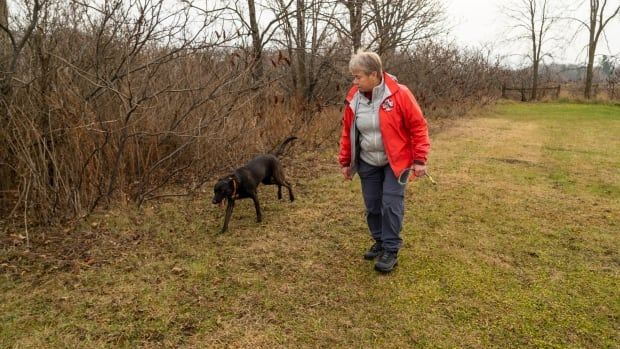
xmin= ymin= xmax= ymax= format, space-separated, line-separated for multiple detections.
xmin=1 ymin=102 xmax=618 ymax=348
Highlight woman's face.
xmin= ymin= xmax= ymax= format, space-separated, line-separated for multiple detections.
xmin=351 ymin=70 xmax=380 ymax=92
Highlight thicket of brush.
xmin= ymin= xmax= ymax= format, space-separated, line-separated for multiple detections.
xmin=0 ymin=1 xmax=504 ymax=227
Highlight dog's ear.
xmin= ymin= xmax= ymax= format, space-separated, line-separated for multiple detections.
xmin=216 ymin=175 xmax=234 ymax=185
xmin=227 ymin=176 xmax=237 ymax=189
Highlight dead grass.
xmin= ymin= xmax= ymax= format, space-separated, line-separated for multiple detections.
xmin=1 ymin=102 xmax=619 ymax=348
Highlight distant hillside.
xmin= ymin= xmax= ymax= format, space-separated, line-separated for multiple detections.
xmin=540 ymin=63 xmax=607 ymax=83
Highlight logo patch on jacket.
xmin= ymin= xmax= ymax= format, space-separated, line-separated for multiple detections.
xmin=382 ymin=98 xmax=394 ymax=111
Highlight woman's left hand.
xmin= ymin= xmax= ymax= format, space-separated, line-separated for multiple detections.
xmin=413 ymin=164 xmax=427 ymax=179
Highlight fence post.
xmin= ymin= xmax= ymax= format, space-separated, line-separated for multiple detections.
xmin=556 ymin=85 xmax=561 ymax=99
xmin=501 ymin=84 xmax=506 ymax=98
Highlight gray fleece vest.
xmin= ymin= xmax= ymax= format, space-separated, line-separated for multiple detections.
xmin=355 ymin=79 xmax=392 ymax=167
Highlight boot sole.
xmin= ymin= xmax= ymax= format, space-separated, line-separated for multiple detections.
xmin=374 ymin=261 xmax=398 ymax=273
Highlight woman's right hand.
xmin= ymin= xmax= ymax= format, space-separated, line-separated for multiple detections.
xmin=341 ymin=166 xmax=352 ymax=180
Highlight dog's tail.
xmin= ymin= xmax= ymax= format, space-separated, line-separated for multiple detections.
xmin=270 ymin=136 xmax=298 ymax=157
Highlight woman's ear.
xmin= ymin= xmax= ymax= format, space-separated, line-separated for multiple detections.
xmin=371 ymin=71 xmax=382 ymax=82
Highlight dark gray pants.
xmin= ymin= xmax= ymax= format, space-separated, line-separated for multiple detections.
xmin=357 ymin=159 xmax=405 ymax=252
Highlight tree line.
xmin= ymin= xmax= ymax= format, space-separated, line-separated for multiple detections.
xmin=505 ymin=0 xmax=619 ymax=100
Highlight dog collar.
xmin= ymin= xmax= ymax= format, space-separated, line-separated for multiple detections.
xmin=230 ymin=176 xmax=239 ymax=199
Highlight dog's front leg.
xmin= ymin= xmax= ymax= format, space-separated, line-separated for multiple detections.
xmin=251 ymin=193 xmax=262 ymax=222
xmin=221 ymin=198 xmax=235 ymax=233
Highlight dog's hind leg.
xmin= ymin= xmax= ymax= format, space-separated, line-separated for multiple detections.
xmin=275 ymin=177 xmax=294 ymax=202
xmin=273 ymin=167 xmax=294 ymax=202
xmin=221 ymin=199 xmax=235 ymax=233
xmin=284 ymin=180 xmax=294 ymax=202
xmin=250 ymin=192 xmax=262 ymax=222
xmin=276 ymin=179 xmax=294 ymax=202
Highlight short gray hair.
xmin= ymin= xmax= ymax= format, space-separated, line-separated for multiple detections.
xmin=349 ymin=50 xmax=383 ymax=76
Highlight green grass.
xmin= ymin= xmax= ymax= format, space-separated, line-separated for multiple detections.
xmin=1 ymin=102 xmax=619 ymax=348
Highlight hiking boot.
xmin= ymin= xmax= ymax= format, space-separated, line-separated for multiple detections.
xmin=363 ymin=242 xmax=384 ymax=260
xmin=374 ymin=251 xmax=398 ymax=273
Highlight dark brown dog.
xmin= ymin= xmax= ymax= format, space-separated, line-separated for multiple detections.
xmin=212 ymin=143 xmax=295 ymax=233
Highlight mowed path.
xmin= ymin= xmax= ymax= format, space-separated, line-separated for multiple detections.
xmin=1 ymin=102 xmax=618 ymax=348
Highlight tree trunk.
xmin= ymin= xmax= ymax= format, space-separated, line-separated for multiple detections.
xmin=370 ymin=0 xmax=386 ymax=57
xmin=295 ymin=0 xmax=307 ymax=101
xmin=529 ymin=0 xmax=538 ymax=101
xmin=247 ymin=0 xmax=263 ymax=82
xmin=584 ymin=49 xmax=596 ymax=99
xmin=582 ymin=2 xmax=620 ymax=98
xmin=347 ymin=0 xmax=362 ymax=52
xmin=584 ymin=15 xmax=597 ymax=99
xmin=0 ymin=0 xmax=10 ymax=96
xmin=0 ymin=0 xmax=8 ymax=52
xmin=532 ymin=60 xmax=539 ymax=100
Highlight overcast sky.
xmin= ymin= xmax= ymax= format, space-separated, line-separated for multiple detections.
xmin=444 ymin=0 xmax=620 ymax=66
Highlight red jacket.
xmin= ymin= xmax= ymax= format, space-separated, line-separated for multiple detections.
xmin=339 ymin=72 xmax=430 ymax=178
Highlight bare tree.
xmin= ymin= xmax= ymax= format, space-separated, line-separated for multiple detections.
xmin=274 ymin=0 xmax=339 ymax=101
xmin=0 ymin=0 xmax=8 ymax=75
xmin=0 ymin=0 xmax=44 ymax=96
xmin=504 ymin=0 xmax=562 ymax=100
xmin=366 ymin=0 xmax=444 ymax=62
xmin=331 ymin=0 xmax=444 ymax=58
xmin=225 ymin=0 xmax=293 ymax=81
xmin=335 ymin=0 xmax=364 ymax=52
xmin=305 ymin=0 xmax=340 ymax=100
xmin=570 ymin=0 xmax=620 ymax=98
xmin=295 ymin=0 xmax=307 ymax=98
xmin=248 ymin=0 xmax=265 ymax=80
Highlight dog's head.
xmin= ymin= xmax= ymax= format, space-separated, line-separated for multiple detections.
xmin=212 ymin=176 xmax=235 ymax=206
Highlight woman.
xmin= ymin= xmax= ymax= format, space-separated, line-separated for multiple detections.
xmin=339 ymin=50 xmax=430 ymax=273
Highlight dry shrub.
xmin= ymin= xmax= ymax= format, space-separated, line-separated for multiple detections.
xmin=390 ymin=42 xmax=504 ymax=117
xmin=0 ymin=4 xmax=502 ymax=228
